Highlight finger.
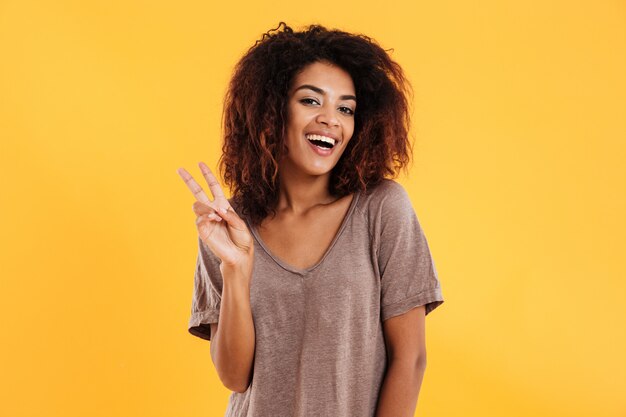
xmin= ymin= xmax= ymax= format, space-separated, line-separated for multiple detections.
xmin=177 ymin=167 xmax=211 ymax=204
xmin=198 ymin=162 xmax=227 ymax=201
xmin=195 ymin=214 xmax=221 ymax=229
xmin=215 ymin=206 xmax=246 ymax=230
xmin=203 ymin=213 xmax=222 ymax=222
xmin=192 ymin=201 xmax=217 ymax=217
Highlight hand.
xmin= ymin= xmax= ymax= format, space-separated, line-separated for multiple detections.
xmin=177 ymin=162 xmax=254 ymax=268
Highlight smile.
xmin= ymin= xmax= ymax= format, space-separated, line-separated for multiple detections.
xmin=305 ymin=133 xmax=336 ymax=149
xmin=305 ymin=134 xmax=337 ymax=156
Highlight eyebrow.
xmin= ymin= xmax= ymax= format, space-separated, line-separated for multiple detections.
xmin=293 ymin=84 xmax=357 ymax=102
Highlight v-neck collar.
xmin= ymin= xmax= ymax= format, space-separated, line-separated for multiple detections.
xmin=246 ymin=190 xmax=361 ymax=275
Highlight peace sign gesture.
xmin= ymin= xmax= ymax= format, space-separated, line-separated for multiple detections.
xmin=177 ymin=162 xmax=254 ymax=268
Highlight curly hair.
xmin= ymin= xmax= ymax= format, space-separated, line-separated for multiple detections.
xmin=218 ymin=22 xmax=413 ymax=227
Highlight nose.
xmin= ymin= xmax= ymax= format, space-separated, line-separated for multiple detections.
xmin=315 ymin=105 xmax=339 ymax=127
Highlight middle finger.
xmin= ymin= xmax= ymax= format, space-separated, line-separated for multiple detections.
xmin=199 ymin=162 xmax=227 ymax=202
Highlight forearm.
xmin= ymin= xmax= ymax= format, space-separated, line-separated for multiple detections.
xmin=211 ymin=263 xmax=256 ymax=393
xmin=375 ymin=358 xmax=427 ymax=417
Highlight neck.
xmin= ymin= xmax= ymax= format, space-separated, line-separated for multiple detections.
xmin=276 ymin=165 xmax=335 ymax=216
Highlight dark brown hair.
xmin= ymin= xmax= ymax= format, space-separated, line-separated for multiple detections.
xmin=218 ymin=22 xmax=413 ymax=227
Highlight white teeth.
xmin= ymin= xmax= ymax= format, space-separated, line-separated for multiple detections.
xmin=305 ymin=134 xmax=336 ymax=147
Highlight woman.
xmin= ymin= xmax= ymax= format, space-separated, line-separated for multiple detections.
xmin=177 ymin=22 xmax=444 ymax=417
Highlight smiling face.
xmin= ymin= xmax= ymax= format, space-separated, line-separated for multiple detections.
xmin=280 ymin=61 xmax=357 ymax=178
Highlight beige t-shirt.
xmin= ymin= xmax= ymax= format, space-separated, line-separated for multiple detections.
xmin=188 ymin=179 xmax=444 ymax=417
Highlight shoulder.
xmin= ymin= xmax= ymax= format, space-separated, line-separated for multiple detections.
xmin=356 ymin=179 xmax=419 ymax=241
xmin=359 ymin=178 xmax=414 ymax=216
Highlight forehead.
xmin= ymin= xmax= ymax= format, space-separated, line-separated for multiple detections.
xmin=290 ymin=61 xmax=355 ymax=94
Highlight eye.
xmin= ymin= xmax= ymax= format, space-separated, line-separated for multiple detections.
xmin=299 ymin=98 xmax=319 ymax=106
xmin=339 ymin=106 xmax=355 ymax=116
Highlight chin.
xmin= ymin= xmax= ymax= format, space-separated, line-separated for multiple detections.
xmin=303 ymin=166 xmax=334 ymax=177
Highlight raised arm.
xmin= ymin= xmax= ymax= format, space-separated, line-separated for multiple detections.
xmin=178 ymin=162 xmax=256 ymax=393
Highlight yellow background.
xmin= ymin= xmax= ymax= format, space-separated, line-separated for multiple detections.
xmin=1 ymin=0 xmax=624 ymax=416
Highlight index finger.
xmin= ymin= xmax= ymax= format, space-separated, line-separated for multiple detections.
xmin=177 ymin=167 xmax=212 ymax=204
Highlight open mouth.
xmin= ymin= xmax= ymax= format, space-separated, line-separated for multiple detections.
xmin=305 ymin=133 xmax=337 ymax=150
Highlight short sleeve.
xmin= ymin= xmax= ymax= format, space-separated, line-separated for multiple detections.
xmin=188 ymin=236 xmax=224 ymax=341
xmin=376 ymin=182 xmax=444 ymax=321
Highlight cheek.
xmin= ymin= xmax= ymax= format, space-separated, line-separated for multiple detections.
xmin=345 ymin=120 xmax=356 ymax=139
xmin=287 ymin=110 xmax=310 ymax=133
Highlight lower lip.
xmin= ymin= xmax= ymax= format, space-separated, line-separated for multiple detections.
xmin=306 ymin=139 xmax=336 ymax=157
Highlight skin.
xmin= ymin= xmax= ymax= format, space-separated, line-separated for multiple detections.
xmin=254 ymin=61 xmax=358 ymax=270
xmin=177 ymin=61 xmax=428 ymax=415
xmin=375 ymin=306 xmax=428 ymax=417
xmin=176 ymin=162 xmax=253 ymax=268
xmin=178 ymin=163 xmax=256 ymax=392
xmin=276 ymin=60 xmax=356 ymax=213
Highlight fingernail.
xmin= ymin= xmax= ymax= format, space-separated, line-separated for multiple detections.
xmin=219 ymin=207 xmax=227 ymax=214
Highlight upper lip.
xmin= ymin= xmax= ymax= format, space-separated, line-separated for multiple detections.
xmin=305 ymin=131 xmax=340 ymax=144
